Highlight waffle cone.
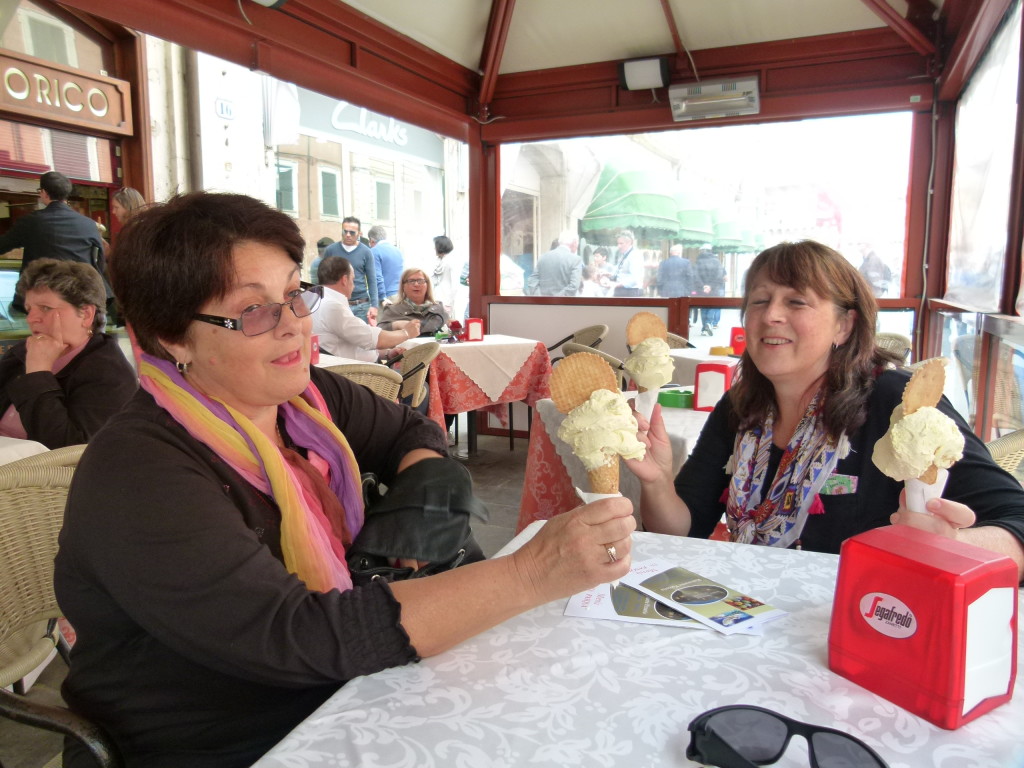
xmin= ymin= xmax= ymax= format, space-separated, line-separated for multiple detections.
xmin=588 ymin=460 xmax=619 ymax=494
xmin=919 ymin=464 xmax=939 ymax=484
xmin=550 ymin=351 xmax=620 ymax=412
xmin=626 ymin=312 xmax=667 ymax=346
xmin=902 ymin=358 xmax=945 ymax=414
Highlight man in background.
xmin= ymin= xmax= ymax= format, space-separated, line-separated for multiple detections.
xmin=0 ymin=171 xmax=104 ymax=313
xmin=322 ymin=216 xmax=378 ymax=321
xmin=309 ymin=237 xmax=334 ymax=284
xmin=526 ymin=230 xmax=582 ymax=296
xmin=609 ymin=230 xmax=644 ymax=297
xmin=314 ymin=256 xmax=418 ymax=361
xmin=695 ymin=243 xmax=727 ymax=336
xmin=656 ymin=243 xmax=692 ymax=299
xmin=368 ymin=225 xmax=404 ymax=301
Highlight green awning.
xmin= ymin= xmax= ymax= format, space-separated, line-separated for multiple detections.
xmin=580 ymin=162 xmax=679 ymax=238
xmin=675 ymin=191 xmax=714 ymax=244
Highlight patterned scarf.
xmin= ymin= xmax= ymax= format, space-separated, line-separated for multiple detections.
xmin=138 ymin=355 xmax=364 ymax=592
xmin=724 ymin=393 xmax=849 ymax=548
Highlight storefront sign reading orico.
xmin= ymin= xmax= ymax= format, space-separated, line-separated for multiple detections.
xmin=1 ymin=51 xmax=133 ymax=136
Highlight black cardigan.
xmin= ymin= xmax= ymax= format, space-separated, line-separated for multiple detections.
xmin=676 ymin=368 xmax=1024 ymax=555
xmin=55 ymin=366 xmax=447 ymax=768
xmin=0 ymin=332 xmax=137 ymax=448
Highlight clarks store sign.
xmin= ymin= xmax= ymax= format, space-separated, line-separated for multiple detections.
xmin=1 ymin=51 xmax=133 ymax=136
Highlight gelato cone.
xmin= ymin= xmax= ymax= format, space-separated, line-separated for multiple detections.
xmin=872 ymin=358 xmax=964 ymax=513
xmin=905 ymin=468 xmax=948 ymax=516
xmin=625 ymin=314 xmax=673 ymax=420
xmin=550 ymin=352 xmax=645 ymax=495
xmin=588 ymin=460 xmax=620 ymax=495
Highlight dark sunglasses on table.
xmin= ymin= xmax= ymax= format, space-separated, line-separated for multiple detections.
xmin=193 ymin=282 xmax=323 ymax=337
xmin=687 ymin=705 xmax=889 ymax=768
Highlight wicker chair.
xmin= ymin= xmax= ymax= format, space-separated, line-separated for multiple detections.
xmin=876 ymin=332 xmax=912 ymax=363
xmin=548 ymin=324 xmax=609 ymax=364
xmin=394 ymin=342 xmax=441 ymax=408
xmin=0 ymin=465 xmax=123 ymax=767
xmin=0 ymin=443 xmax=86 ymax=470
xmin=987 ymin=428 xmax=1024 ymax=477
xmin=326 ymin=363 xmax=403 ymax=401
xmin=666 ymin=332 xmax=693 ymax=349
xmin=561 ymin=342 xmax=628 ymax=390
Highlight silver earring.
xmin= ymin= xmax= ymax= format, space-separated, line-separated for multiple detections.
xmin=176 ymin=361 xmax=190 ymax=375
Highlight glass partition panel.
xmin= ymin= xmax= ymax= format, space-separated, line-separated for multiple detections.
xmin=501 ymin=112 xmax=913 ymax=300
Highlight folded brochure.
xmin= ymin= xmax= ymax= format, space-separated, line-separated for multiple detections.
xmin=618 ymin=558 xmax=787 ymax=635
xmin=564 ymin=582 xmax=708 ymax=628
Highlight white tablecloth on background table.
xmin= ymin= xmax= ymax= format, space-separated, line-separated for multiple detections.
xmin=402 ymin=334 xmax=537 ymax=401
xmin=314 ymin=353 xmax=379 ymax=368
xmin=253 ymin=529 xmax=1024 ymax=768
xmin=0 ymin=436 xmax=48 ymax=465
xmin=669 ymin=348 xmax=740 ymax=386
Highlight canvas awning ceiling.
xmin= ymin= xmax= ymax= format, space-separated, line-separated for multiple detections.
xmin=580 ymin=164 xmax=679 ymax=238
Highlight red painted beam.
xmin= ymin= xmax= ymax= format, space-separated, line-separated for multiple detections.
xmin=860 ymin=0 xmax=936 ymax=56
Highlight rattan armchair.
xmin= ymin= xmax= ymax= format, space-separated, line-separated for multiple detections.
xmin=548 ymin=324 xmax=609 ymax=364
xmin=0 ymin=464 xmax=123 ymax=767
xmin=0 ymin=443 xmax=86 ymax=471
xmin=876 ymin=332 xmax=912 ymax=363
xmin=395 ymin=341 xmax=441 ymax=408
xmin=666 ymin=332 xmax=693 ymax=349
xmin=987 ymin=428 xmax=1024 ymax=477
xmin=326 ymin=363 xmax=403 ymax=401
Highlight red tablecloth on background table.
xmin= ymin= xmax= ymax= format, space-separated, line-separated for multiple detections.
xmin=424 ymin=340 xmax=552 ymax=429
xmin=516 ymin=414 xmax=582 ymax=532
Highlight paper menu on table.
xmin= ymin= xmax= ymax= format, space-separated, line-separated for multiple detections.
xmin=564 ymin=582 xmax=708 ymax=628
xmin=620 ymin=558 xmax=787 ymax=635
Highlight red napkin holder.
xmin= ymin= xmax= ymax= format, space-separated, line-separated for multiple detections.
xmin=464 ymin=317 xmax=484 ymax=341
xmin=693 ymin=361 xmax=734 ymax=411
xmin=729 ymin=327 xmax=746 ymax=356
xmin=310 ymin=334 xmax=320 ymax=365
xmin=828 ymin=525 xmax=1017 ymax=729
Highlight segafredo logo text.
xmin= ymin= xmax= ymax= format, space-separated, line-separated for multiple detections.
xmin=859 ymin=593 xmax=917 ymax=638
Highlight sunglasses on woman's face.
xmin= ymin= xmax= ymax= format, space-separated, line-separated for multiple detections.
xmin=193 ymin=283 xmax=323 ymax=337
xmin=687 ymin=706 xmax=889 ymax=768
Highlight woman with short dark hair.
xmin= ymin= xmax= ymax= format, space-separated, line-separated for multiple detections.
xmin=55 ymin=191 xmax=634 ymax=767
xmin=0 ymin=259 xmax=136 ymax=447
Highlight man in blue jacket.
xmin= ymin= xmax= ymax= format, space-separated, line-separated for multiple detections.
xmin=368 ymin=225 xmax=404 ymax=300
xmin=322 ymin=216 xmax=378 ymax=321
xmin=0 ymin=171 xmax=105 ymax=313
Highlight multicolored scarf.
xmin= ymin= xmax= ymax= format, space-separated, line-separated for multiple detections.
xmin=724 ymin=394 xmax=849 ymax=548
xmin=139 ymin=355 xmax=364 ymax=592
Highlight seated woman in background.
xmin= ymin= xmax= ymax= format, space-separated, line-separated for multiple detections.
xmin=0 ymin=259 xmax=136 ymax=448
xmin=626 ymin=240 xmax=1024 ymax=580
xmin=111 ymin=186 xmax=147 ymax=225
xmin=377 ymin=267 xmax=449 ymax=336
xmin=54 ymin=192 xmax=633 ymax=767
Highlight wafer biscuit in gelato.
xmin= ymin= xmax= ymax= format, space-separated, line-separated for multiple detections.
xmin=551 ymin=352 xmax=644 ymax=494
xmin=872 ymin=358 xmax=964 ymax=513
xmin=624 ymin=312 xmax=673 ymax=419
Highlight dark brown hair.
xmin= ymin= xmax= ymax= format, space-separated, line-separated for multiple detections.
xmin=730 ymin=240 xmax=902 ymax=439
xmin=109 ymin=192 xmax=304 ymax=361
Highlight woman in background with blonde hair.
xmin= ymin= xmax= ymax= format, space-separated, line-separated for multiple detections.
xmin=111 ymin=187 xmax=147 ymax=225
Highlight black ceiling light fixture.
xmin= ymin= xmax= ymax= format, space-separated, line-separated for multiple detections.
xmin=618 ymin=57 xmax=671 ymax=91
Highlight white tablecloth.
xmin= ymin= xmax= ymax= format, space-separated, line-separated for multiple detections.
xmin=669 ymin=348 xmax=740 ymax=386
xmin=0 ymin=435 xmax=48 ymax=465
xmin=535 ymin=395 xmax=709 ymax=519
xmin=402 ymin=334 xmax=537 ymax=401
xmin=314 ymin=353 xmax=378 ymax=368
xmin=253 ymin=530 xmax=1023 ymax=768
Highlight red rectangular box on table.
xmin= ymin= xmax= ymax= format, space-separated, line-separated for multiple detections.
xmin=828 ymin=525 xmax=1017 ymax=729
xmin=693 ymin=361 xmax=734 ymax=411
xmin=464 ymin=318 xmax=484 ymax=341
xmin=310 ymin=334 xmax=320 ymax=365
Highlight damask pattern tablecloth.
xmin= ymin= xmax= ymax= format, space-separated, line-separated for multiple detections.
xmin=253 ymin=531 xmax=1024 ymax=768
xmin=419 ymin=337 xmax=552 ymax=430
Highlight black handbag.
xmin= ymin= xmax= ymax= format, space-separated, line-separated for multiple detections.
xmin=347 ymin=457 xmax=488 ymax=585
